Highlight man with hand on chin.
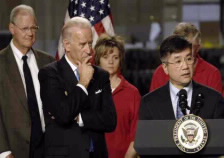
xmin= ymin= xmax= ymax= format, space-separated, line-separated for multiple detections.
xmin=38 ymin=17 xmax=117 ymax=158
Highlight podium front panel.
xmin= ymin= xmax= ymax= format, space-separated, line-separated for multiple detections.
xmin=135 ymin=119 xmax=224 ymax=156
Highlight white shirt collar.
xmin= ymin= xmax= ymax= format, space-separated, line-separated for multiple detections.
xmin=64 ymin=54 xmax=88 ymax=96
xmin=10 ymin=40 xmax=33 ymax=60
xmin=169 ymin=81 xmax=193 ymax=96
xmin=169 ymin=81 xmax=193 ymax=117
xmin=65 ymin=54 xmax=78 ymax=71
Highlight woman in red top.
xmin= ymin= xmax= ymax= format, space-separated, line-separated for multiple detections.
xmin=95 ymin=34 xmax=141 ymax=158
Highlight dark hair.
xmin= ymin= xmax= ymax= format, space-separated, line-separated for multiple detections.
xmin=160 ymin=35 xmax=192 ymax=61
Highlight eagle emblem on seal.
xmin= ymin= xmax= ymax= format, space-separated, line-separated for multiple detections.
xmin=181 ymin=123 xmax=200 ymax=146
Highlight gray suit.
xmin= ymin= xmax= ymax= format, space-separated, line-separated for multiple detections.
xmin=0 ymin=45 xmax=55 ymax=158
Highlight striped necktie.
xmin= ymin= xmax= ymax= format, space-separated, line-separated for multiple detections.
xmin=176 ymin=91 xmax=184 ymax=119
xmin=75 ymin=69 xmax=80 ymax=81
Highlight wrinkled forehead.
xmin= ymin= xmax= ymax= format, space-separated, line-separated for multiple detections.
xmin=14 ymin=13 xmax=37 ymax=25
xmin=71 ymin=27 xmax=93 ymax=40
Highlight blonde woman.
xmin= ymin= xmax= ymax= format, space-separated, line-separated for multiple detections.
xmin=95 ymin=34 xmax=141 ymax=158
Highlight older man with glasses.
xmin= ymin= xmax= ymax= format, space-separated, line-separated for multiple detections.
xmin=0 ymin=4 xmax=54 ymax=158
xmin=11 ymin=22 xmax=39 ymax=34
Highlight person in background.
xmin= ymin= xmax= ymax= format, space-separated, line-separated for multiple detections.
xmin=95 ymin=34 xmax=141 ymax=158
xmin=0 ymin=4 xmax=54 ymax=158
xmin=38 ymin=17 xmax=117 ymax=158
xmin=150 ymin=22 xmax=223 ymax=94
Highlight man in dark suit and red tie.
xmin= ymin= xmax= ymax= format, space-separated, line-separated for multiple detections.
xmin=38 ymin=17 xmax=117 ymax=158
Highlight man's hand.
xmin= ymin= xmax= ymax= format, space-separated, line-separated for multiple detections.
xmin=125 ymin=141 xmax=138 ymax=158
xmin=77 ymin=56 xmax=94 ymax=88
xmin=6 ymin=153 xmax=14 ymax=158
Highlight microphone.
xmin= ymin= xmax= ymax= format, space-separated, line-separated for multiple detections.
xmin=193 ymin=93 xmax=204 ymax=115
xmin=178 ymin=89 xmax=190 ymax=115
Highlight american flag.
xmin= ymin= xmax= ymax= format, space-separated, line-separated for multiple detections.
xmin=56 ymin=0 xmax=115 ymax=60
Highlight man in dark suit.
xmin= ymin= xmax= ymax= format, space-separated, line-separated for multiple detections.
xmin=38 ymin=17 xmax=117 ymax=158
xmin=140 ymin=35 xmax=224 ymax=157
xmin=0 ymin=4 xmax=55 ymax=158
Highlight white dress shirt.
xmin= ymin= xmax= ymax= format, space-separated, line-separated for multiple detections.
xmin=65 ymin=55 xmax=88 ymax=127
xmin=169 ymin=81 xmax=193 ymax=119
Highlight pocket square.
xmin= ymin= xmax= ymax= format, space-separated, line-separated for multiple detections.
xmin=95 ymin=89 xmax=102 ymax=94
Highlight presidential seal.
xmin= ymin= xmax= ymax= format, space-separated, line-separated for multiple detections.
xmin=173 ymin=114 xmax=208 ymax=154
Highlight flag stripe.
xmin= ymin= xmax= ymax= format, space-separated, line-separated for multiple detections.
xmin=92 ymin=27 xmax=99 ymax=47
xmin=101 ymin=16 xmax=115 ymax=36
xmin=94 ymin=22 xmax=106 ymax=35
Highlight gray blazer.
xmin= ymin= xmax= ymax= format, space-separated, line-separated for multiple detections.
xmin=0 ymin=45 xmax=55 ymax=158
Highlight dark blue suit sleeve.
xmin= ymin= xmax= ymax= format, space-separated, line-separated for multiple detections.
xmin=38 ymin=66 xmax=87 ymax=126
xmin=81 ymin=71 xmax=117 ymax=132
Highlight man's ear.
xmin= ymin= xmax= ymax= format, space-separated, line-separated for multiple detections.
xmin=63 ymin=39 xmax=70 ymax=52
xmin=162 ymin=63 xmax=169 ymax=75
xmin=9 ymin=23 xmax=15 ymax=35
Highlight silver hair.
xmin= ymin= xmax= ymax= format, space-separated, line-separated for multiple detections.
xmin=10 ymin=4 xmax=37 ymax=24
xmin=62 ymin=17 xmax=92 ymax=40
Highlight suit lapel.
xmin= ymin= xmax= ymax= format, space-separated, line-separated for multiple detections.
xmin=190 ymin=81 xmax=200 ymax=114
xmin=58 ymin=56 xmax=78 ymax=93
xmin=5 ymin=46 xmax=28 ymax=112
xmin=32 ymin=48 xmax=43 ymax=68
xmin=159 ymin=84 xmax=176 ymax=119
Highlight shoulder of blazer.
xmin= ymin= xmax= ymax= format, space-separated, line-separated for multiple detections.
xmin=0 ymin=45 xmax=12 ymax=57
xmin=145 ymin=83 xmax=169 ymax=97
xmin=92 ymin=65 xmax=110 ymax=79
xmin=0 ymin=45 xmax=14 ymax=69
xmin=31 ymin=48 xmax=55 ymax=62
xmin=38 ymin=60 xmax=59 ymax=84
xmin=192 ymin=80 xmax=222 ymax=97
xmin=33 ymin=48 xmax=53 ymax=58
xmin=39 ymin=60 xmax=58 ymax=74
xmin=142 ymin=83 xmax=170 ymax=105
xmin=49 ymin=56 xmax=80 ymax=82
xmin=32 ymin=48 xmax=55 ymax=67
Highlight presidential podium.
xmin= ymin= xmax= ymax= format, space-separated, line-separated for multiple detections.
xmin=135 ymin=119 xmax=224 ymax=157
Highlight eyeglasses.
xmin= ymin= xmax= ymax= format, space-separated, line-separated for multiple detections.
xmin=163 ymin=56 xmax=195 ymax=68
xmin=12 ymin=22 xmax=39 ymax=33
